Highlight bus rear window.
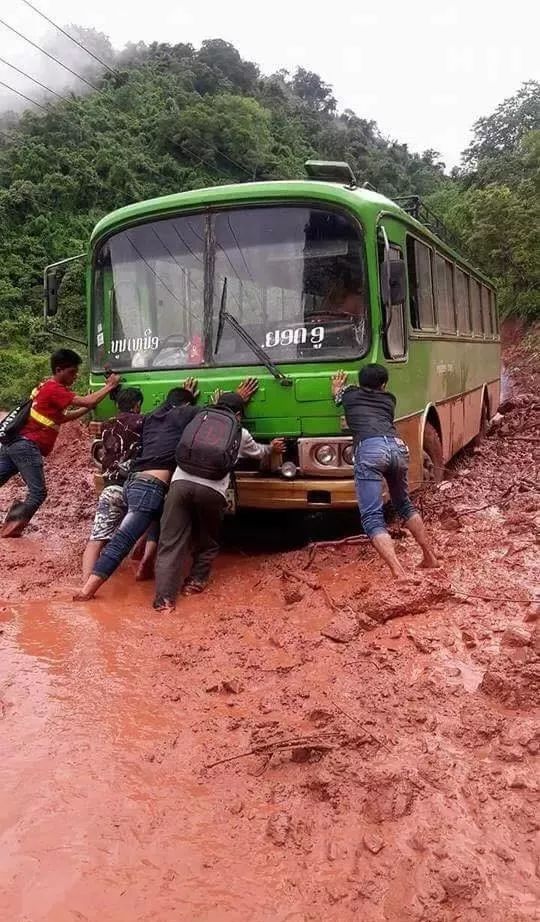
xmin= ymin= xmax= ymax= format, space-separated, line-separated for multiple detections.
xmin=91 ymin=205 xmax=369 ymax=370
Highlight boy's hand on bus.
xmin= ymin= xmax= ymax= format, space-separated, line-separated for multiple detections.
xmin=210 ymin=388 xmax=223 ymax=405
xmin=236 ymin=377 xmax=259 ymax=402
xmin=106 ymin=373 xmax=122 ymax=390
xmin=331 ymin=370 xmax=349 ymax=396
xmin=270 ymin=438 xmax=286 ymax=455
xmin=183 ymin=377 xmax=200 ymax=398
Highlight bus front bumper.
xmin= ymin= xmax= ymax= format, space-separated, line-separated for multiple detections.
xmin=92 ymin=472 xmax=357 ymax=510
xmin=235 ymin=473 xmax=356 ymax=510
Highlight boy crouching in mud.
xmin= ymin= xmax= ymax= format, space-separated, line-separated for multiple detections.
xmin=332 ymin=363 xmax=439 ymax=580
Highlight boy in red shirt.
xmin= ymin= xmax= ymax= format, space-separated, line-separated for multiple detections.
xmin=0 ymin=348 xmax=120 ymax=537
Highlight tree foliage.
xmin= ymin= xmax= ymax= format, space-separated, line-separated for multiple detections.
xmin=429 ymin=81 xmax=539 ymax=320
xmin=0 ymin=35 xmax=537 ymax=406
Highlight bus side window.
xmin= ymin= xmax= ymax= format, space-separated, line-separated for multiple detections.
xmin=481 ymin=285 xmax=492 ymax=336
xmin=470 ymin=279 xmax=482 ymax=334
xmin=406 ymin=237 xmax=435 ymax=330
xmin=384 ymin=245 xmax=407 ymax=360
xmin=434 ymin=253 xmax=457 ymax=334
xmin=455 ymin=267 xmax=471 ymax=334
xmin=490 ymin=290 xmax=499 ymax=335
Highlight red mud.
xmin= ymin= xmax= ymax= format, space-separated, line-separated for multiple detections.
xmin=1 ymin=335 xmax=539 ymax=921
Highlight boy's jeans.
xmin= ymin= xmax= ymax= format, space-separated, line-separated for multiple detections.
xmin=354 ymin=436 xmax=416 ymax=538
xmin=93 ymin=475 xmax=166 ymax=580
xmin=0 ymin=438 xmax=47 ymax=521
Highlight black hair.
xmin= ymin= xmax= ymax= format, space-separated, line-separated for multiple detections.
xmin=51 ymin=348 xmax=82 ymax=374
xmin=216 ymin=392 xmax=245 ymax=415
xmin=358 ymin=363 xmax=389 ymax=390
xmin=164 ymin=387 xmax=196 ymax=408
xmin=115 ymin=387 xmax=143 ymax=412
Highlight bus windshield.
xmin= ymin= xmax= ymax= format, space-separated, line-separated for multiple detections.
xmin=91 ymin=205 xmax=369 ymax=370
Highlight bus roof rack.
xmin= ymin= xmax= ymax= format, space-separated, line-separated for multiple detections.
xmin=305 ymin=160 xmax=357 ymax=188
xmin=395 ymin=195 xmax=463 ymax=253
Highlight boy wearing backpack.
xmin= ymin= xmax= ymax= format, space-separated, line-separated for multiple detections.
xmin=153 ymin=392 xmax=285 ymax=612
xmin=81 ymin=386 xmax=146 ymax=580
xmin=0 ymin=349 xmax=120 ymax=537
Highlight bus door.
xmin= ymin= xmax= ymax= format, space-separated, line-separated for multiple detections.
xmin=377 ymin=217 xmax=408 ymax=362
xmin=377 ymin=217 xmax=423 ymax=485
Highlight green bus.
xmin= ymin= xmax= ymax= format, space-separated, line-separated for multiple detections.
xmin=44 ymin=161 xmax=500 ymax=510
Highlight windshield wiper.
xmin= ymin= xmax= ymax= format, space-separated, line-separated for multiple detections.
xmin=214 ymin=278 xmax=292 ymax=387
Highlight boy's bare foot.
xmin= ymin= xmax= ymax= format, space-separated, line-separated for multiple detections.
xmin=135 ymin=557 xmax=155 ymax=581
xmin=72 ymin=590 xmax=96 ymax=601
xmin=72 ymin=574 xmax=104 ymax=601
xmin=418 ymin=553 xmax=442 ymax=569
xmin=395 ymin=573 xmax=422 ymax=586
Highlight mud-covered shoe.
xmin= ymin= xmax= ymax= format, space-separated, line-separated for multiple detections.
xmin=153 ymin=595 xmax=176 ymax=612
xmin=0 ymin=518 xmax=29 ymax=538
xmin=182 ymin=580 xmax=206 ymax=595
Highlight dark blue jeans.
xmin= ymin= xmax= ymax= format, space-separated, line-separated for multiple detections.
xmin=93 ymin=475 xmax=167 ymax=580
xmin=354 ymin=436 xmax=416 ymax=538
xmin=0 ymin=437 xmax=47 ymax=522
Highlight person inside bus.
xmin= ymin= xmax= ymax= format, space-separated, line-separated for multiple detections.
xmin=332 ymin=363 xmax=439 ymax=579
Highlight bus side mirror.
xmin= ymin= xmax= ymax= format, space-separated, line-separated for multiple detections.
xmin=381 ymin=258 xmax=407 ymax=306
xmin=44 ymin=269 xmax=59 ymax=317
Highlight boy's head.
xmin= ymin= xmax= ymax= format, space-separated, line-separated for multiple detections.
xmin=216 ymin=392 xmax=245 ymax=420
xmin=358 ymin=363 xmax=388 ymax=391
xmin=51 ymin=348 xmax=82 ymax=386
xmin=115 ymin=387 xmax=143 ymax=414
xmin=164 ymin=387 xmax=197 ymax=409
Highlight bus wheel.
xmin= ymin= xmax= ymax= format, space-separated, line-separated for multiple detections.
xmin=423 ymin=422 xmax=444 ymax=484
xmin=473 ymin=400 xmax=490 ymax=446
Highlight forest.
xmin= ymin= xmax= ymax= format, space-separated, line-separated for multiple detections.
xmin=0 ymin=29 xmax=538 ymax=405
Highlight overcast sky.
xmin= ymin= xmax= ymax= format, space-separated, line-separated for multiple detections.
xmin=1 ymin=0 xmax=538 ymax=167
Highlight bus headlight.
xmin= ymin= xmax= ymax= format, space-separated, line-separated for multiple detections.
xmin=342 ymin=444 xmax=355 ymax=465
xmin=281 ymin=461 xmax=297 ymax=479
xmin=315 ymin=444 xmax=337 ymax=465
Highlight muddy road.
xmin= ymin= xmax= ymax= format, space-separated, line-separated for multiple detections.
xmin=1 ymin=335 xmax=539 ymax=922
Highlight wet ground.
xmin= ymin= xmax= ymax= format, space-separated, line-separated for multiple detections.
xmin=1 ymin=332 xmax=539 ymax=921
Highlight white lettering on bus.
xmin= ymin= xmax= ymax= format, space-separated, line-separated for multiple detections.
xmin=111 ymin=329 xmax=160 ymax=357
xmin=263 ymin=326 xmax=326 ymax=349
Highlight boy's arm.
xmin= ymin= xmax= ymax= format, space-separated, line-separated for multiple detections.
xmin=70 ymin=374 xmax=122 ymax=409
xmin=239 ymin=431 xmax=285 ymax=462
xmin=58 ymin=407 xmax=90 ymax=424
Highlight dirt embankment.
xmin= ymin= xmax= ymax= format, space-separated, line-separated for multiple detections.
xmin=0 ymin=334 xmax=538 ymax=922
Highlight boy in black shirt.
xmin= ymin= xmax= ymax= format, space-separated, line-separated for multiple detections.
xmin=332 ymin=363 xmax=439 ymax=580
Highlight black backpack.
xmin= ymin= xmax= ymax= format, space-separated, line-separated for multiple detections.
xmin=175 ymin=407 xmax=242 ymax=480
xmin=0 ymin=388 xmax=38 ymax=446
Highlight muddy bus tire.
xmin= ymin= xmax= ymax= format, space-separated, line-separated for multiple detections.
xmin=423 ymin=422 xmax=444 ymax=484
xmin=473 ymin=400 xmax=490 ymax=447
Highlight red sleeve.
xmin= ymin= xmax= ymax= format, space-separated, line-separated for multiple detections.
xmin=45 ymin=381 xmax=75 ymax=412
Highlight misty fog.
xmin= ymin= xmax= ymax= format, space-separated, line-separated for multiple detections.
xmin=0 ymin=21 xmax=114 ymax=123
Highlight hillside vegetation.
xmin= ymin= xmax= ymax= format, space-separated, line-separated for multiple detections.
xmin=0 ymin=33 xmax=538 ymax=405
